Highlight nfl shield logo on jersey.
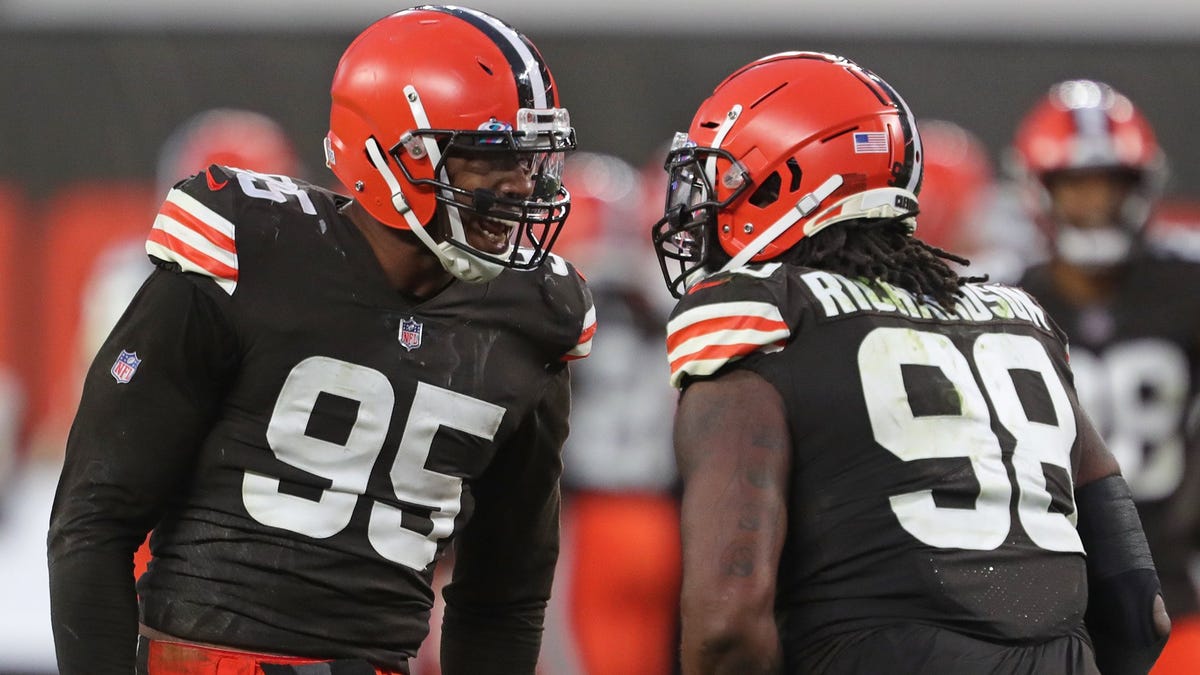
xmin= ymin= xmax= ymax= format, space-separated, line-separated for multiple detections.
xmin=110 ymin=350 xmax=141 ymax=383
xmin=399 ymin=318 xmax=423 ymax=351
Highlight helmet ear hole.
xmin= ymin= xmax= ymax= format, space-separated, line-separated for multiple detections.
xmin=749 ymin=171 xmax=782 ymax=208
xmin=786 ymin=158 xmax=803 ymax=192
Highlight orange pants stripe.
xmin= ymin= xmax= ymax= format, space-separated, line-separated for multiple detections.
xmin=141 ymin=638 xmax=405 ymax=675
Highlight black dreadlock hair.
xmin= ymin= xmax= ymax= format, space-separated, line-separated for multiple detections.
xmin=780 ymin=215 xmax=987 ymax=309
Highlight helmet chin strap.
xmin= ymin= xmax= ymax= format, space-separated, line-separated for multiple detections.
xmin=405 ymin=84 xmax=509 ymax=282
xmin=363 ymin=137 xmax=504 ymax=283
xmin=359 ymin=86 xmax=506 ymax=284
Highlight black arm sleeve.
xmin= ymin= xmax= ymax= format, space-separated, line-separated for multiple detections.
xmin=440 ymin=366 xmax=570 ymax=675
xmin=47 ymin=268 xmax=238 ymax=675
xmin=1076 ymin=475 xmax=1169 ymax=675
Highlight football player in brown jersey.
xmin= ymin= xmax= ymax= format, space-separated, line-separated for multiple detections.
xmin=48 ymin=6 xmax=593 ymax=675
xmin=652 ymin=53 xmax=1169 ymax=674
xmin=1014 ymin=79 xmax=1200 ymax=675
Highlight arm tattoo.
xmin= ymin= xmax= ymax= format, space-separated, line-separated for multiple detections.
xmin=722 ymin=544 xmax=757 ymax=578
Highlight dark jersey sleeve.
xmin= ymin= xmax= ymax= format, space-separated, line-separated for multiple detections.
xmin=47 ymin=266 xmax=239 ymax=675
xmin=440 ymin=365 xmax=570 ymax=675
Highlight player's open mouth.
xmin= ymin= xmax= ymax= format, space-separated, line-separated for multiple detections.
xmin=473 ymin=216 xmax=515 ymax=253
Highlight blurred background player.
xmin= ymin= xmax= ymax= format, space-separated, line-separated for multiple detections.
xmin=1012 ymin=79 xmax=1200 ymax=674
xmin=0 ymin=184 xmax=53 ymax=674
xmin=154 ymin=107 xmax=303 ymax=199
xmin=30 ymin=107 xmax=303 ymax=463
xmin=541 ymin=151 xmax=681 ymax=675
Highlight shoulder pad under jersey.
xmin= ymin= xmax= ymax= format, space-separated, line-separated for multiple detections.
xmin=665 ymin=264 xmax=790 ymax=389
xmin=146 ymin=164 xmax=331 ymax=295
xmin=492 ymin=250 xmax=596 ymax=364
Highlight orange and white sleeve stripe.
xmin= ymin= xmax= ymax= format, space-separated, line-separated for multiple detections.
xmin=666 ymin=300 xmax=789 ymax=388
xmin=563 ymin=304 xmax=597 ymax=361
xmin=145 ymin=188 xmax=239 ymax=294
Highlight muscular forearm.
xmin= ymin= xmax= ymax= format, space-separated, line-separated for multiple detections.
xmin=681 ymin=614 xmax=781 ymax=675
xmin=678 ymin=492 xmax=783 ymax=675
xmin=675 ymin=370 xmax=790 ymax=675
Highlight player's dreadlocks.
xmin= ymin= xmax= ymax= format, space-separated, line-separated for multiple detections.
xmin=781 ymin=215 xmax=985 ymax=309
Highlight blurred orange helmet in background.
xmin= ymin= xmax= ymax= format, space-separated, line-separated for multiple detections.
xmin=915 ymin=119 xmax=994 ymax=253
xmin=556 ymin=152 xmax=650 ymax=284
xmin=156 ymin=108 xmax=301 ymax=195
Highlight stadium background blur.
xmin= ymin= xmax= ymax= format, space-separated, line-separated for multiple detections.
xmin=1 ymin=1 xmax=1198 ymax=673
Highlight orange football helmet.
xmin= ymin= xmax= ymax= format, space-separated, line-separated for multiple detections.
xmin=915 ymin=119 xmax=993 ymax=254
xmin=1009 ymin=80 xmax=1166 ymax=267
xmin=156 ymin=108 xmax=301 ymax=196
xmin=555 ymin=153 xmax=647 ymax=277
xmin=325 ymin=6 xmax=576 ymax=282
xmin=650 ymin=52 xmax=922 ymax=297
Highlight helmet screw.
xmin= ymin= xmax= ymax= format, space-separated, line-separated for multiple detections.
xmin=743 ymin=223 xmax=754 ymax=234
xmin=407 ymin=91 xmax=418 ymax=102
xmin=354 ymin=180 xmax=365 ymax=191
xmin=722 ymin=224 xmax=731 ymax=233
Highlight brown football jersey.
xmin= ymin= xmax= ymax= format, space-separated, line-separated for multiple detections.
xmin=667 ymin=263 xmax=1090 ymax=660
xmin=49 ymin=165 xmax=595 ymax=671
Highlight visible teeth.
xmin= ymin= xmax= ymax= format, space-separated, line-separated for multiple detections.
xmin=482 ymin=218 xmax=513 ymax=236
xmin=474 ymin=217 xmax=515 ymax=250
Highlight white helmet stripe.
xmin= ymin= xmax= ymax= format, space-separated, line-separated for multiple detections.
xmin=705 ymin=104 xmax=743 ymax=186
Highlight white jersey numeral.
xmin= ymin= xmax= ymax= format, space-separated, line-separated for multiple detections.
xmin=369 ymin=382 xmax=504 ymax=569
xmin=235 ymin=169 xmax=317 ymax=215
xmin=244 ymin=356 xmax=505 ymax=570
xmin=858 ymin=327 xmax=1082 ymax=553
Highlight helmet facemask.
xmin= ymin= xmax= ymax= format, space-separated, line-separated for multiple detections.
xmin=651 ymin=136 xmax=750 ymax=298
xmin=1041 ymin=167 xmax=1150 ymax=270
xmin=385 ymin=104 xmax=575 ymax=280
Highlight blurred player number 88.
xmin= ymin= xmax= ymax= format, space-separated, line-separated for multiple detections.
xmin=1068 ymin=342 xmax=1188 ymax=501
xmin=243 ymin=357 xmax=506 ymax=570
xmin=860 ymin=327 xmax=1084 ymax=553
